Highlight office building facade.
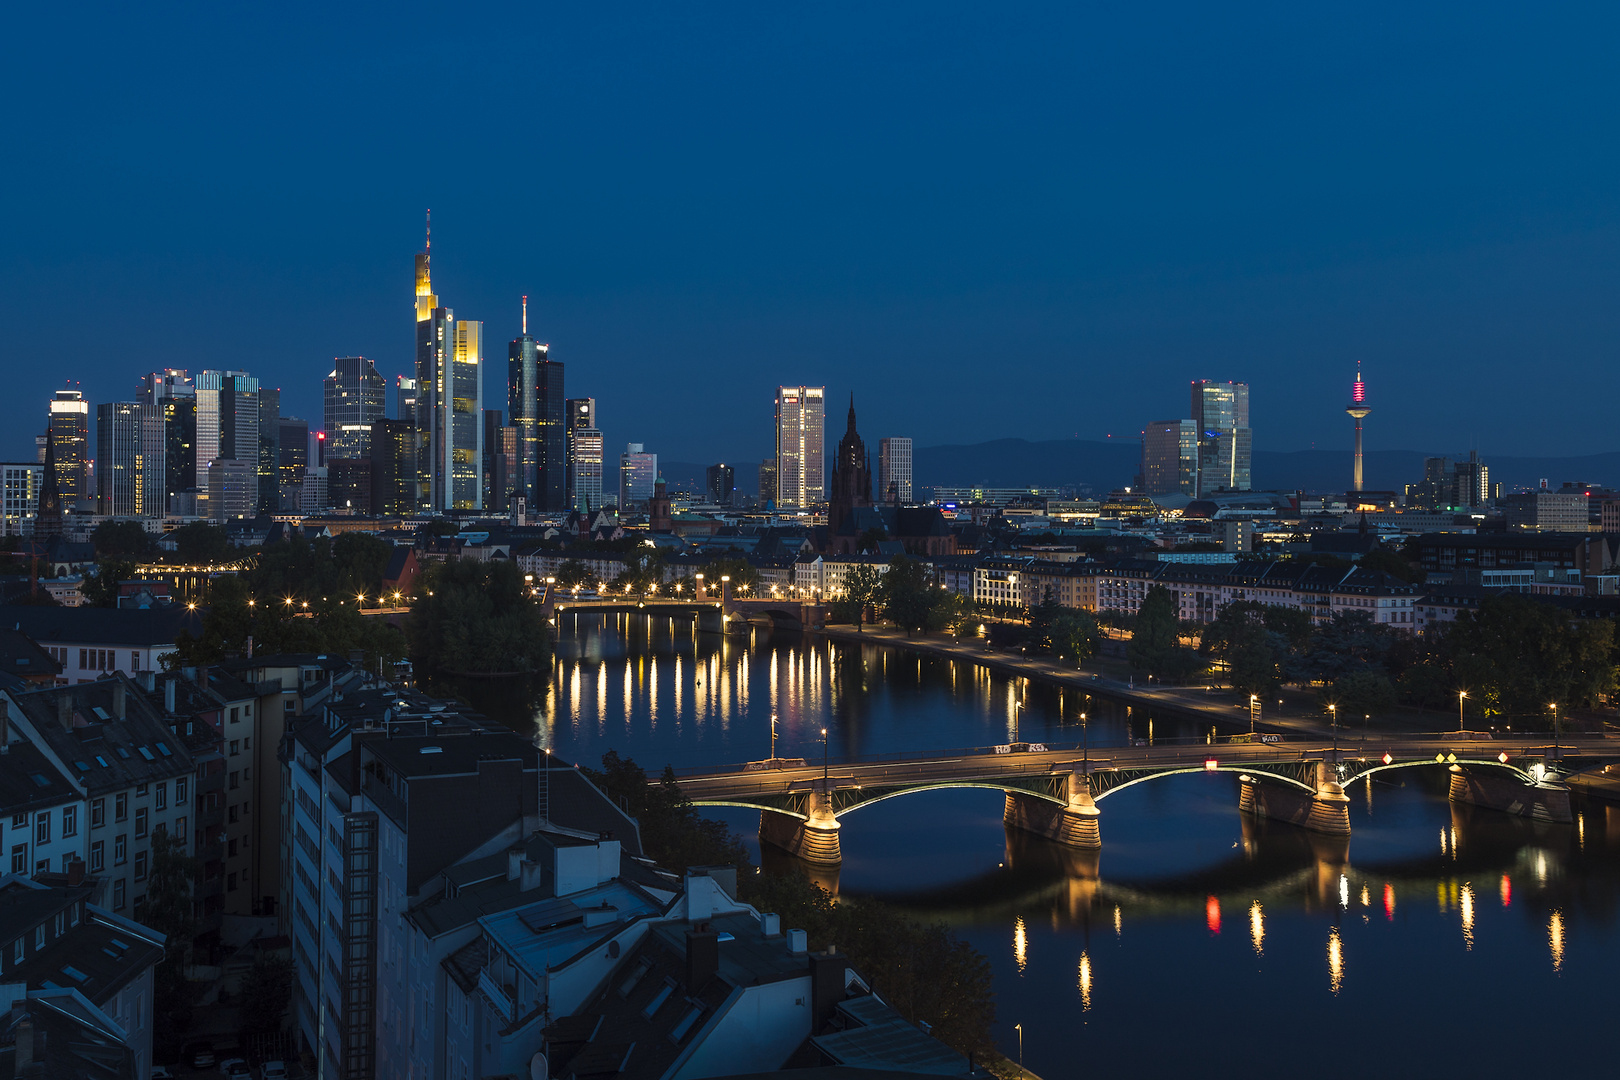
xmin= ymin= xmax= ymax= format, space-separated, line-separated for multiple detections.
xmin=618 ymin=443 xmax=657 ymax=510
xmin=508 ymin=305 xmax=568 ymax=512
xmin=95 ymin=402 xmax=166 ymax=518
xmin=413 ymin=228 xmax=484 ymax=510
xmin=1190 ymin=380 xmax=1251 ymax=496
xmin=878 ymin=436 xmax=913 ymax=503
xmin=774 ymin=386 xmax=825 ymax=508
xmin=138 ymin=370 xmax=197 ymax=509
xmin=571 ymin=427 xmax=604 ymax=511
xmin=324 ymin=357 xmax=386 ymax=460
xmin=706 ymin=463 xmax=735 ymax=506
xmin=195 ymin=370 xmax=260 ymax=471
xmin=277 ymin=416 xmax=309 ymax=507
xmin=257 ymin=386 xmax=280 ymax=512
xmin=47 ymin=390 xmax=90 ymax=509
xmin=758 ymin=458 xmax=778 ymax=508
xmin=1 ymin=462 xmax=42 ymax=535
xmin=565 ymin=397 xmax=595 ymax=508
xmin=370 ymin=418 xmax=415 ymax=516
xmin=1141 ymin=419 xmax=1198 ymax=496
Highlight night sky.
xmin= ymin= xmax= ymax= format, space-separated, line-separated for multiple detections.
xmin=4 ymin=3 xmax=1617 ymax=465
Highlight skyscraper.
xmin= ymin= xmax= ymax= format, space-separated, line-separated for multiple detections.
xmin=258 ymin=386 xmax=281 ymax=512
xmin=0 ymin=462 xmax=42 ymax=536
xmin=565 ymin=398 xmax=596 ymax=508
xmin=878 ymin=437 xmax=913 ymax=504
xmin=138 ymin=370 xmax=196 ymax=511
xmin=196 ymin=370 xmax=261 ymax=468
xmin=508 ymin=298 xmax=567 ymax=511
xmin=758 ymin=458 xmax=777 ymax=508
xmin=706 ymin=464 xmax=735 ymax=506
xmin=571 ymin=427 xmax=604 ymax=512
xmin=394 ymin=376 xmax=418 ymax=421
xmin=1140 ymin=420 xmax=1198 ymax=496
xmin=47 ymin=389 xmax=90 ymax=510
xmin=413 ymin=217 xmax=484 ymax=510
xmin=618 ymin=443 xmax=657 ymax=510
xmin=278 ymin=416 xmax=309 ymax=507
xmin=370 ymin=418 xmax=415 ymax=517
xmin=774 ymin=386 xmax=825 ymax=508
xmin=482 ymin=409 xmax=517 ymax=512
xmin=96 ymin=401 xmax=166 ymax=517
xmin=324 ymin=357 xmax=387 ymax=460
xmin=1190 ymin=380 xmax=1251 ymax=496
xmin=1346 ymin=367 xmax=1370 ymax=493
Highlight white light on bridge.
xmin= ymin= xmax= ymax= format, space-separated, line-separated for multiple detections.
xmin=1203 ymin=758 xmax=1218 ymax=771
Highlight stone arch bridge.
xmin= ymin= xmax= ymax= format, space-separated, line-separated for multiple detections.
xmin=672 ymin=736 xmax=1616 ymax=866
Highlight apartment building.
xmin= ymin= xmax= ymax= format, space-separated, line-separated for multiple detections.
xmin=0 ymin=607 xmax=202 ymax=684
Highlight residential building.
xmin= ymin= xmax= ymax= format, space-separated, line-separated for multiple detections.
xmin=0 ymin=740 xmax=86 ymax=879
xmin=47 ymin=390 xmax=91 ymax=511
xmin=878 ymin=435 xmax=913 ymax=503
xmin=0 ymin=629 xmax=64 ymax=688
xmin=0 ymin=607 xmax=202 ymax=684
xmin=414 ymin=228 xmax=484 ymax=511
xmin=620 ymin=444 xmax=658 ymax=511
xmin=705 ymin=464 xmax=735 ymax=507
xmin=2 ymin=678 xmax=197 ymax=922
xmin=774 ymin=386 xmax=825 ymax=508
xmin=572 ymin=428 xmax=605 ymax=512
xmin=1190 ymin=380 xmax=1251 ymax=495
xmin=565 ymin=397 xmax=596 ymax=510
xmin=792 ymin=554 xmax=890 ymax=599
xmin=0 ymin=871 xmax=167 ymax=1079
xmin=137 ymin=370 xmax=196 ymax=511
xmin=1090 ymin=558 xmax=1419 ymax=629
xmin=0 ymin=976 xmax=146 ymax=1078
xmin=324 ymin=356 xmax=387 ymax=460
xmin=1141 ymin=419 xmax=1198 ymax=496
xmin=95 ymin=403 xmax=165 ymax=519
xmin=0 ymin=463 xmax=41 ymax=537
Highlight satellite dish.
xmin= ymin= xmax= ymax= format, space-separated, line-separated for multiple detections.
xmin=529 ymin=1051 xmax=549 ymax=1080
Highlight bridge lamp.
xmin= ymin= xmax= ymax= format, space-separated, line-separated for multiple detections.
xmin=1499 ymin=752 xmax=1509 ymax=763
xmin=1204 ymin=758 xmax=1219 ymax=771
xmin=1457 ymin=690 xmax=1467 ymax=734
xmin=1382 ymin=752 xmax=1393 ymax=765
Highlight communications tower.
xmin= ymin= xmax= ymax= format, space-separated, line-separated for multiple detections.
xmin=1347 ymin=367 xmax=1370 ymax=492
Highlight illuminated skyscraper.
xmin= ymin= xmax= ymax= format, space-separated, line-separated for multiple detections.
xmin=878 ymin=437 xmax=913 ymax=503
xmin=96 ymin=401 xmax=166 ymax=517
xmin=47 ymin=389 xmax=90 ymax=509
xmin=565 ymin=398 xmax=595 ymax=508
xmin=324 ymin=357 xmax=386 ymax=459
xmin=138 ymin=370 xmax=196 ymax=510
xmin=413 ymin=215 xmax=484 ymax=509
xmin=774 ymin=386 xmax=825 ymax=508
xmin=618 ymin=443 xmax=658 ymax=510
xmin=706 ymin=464 xmax=735 ymax=506
xmin=1190 ymin=380 xmax=1251 ymax=496
xmin=196 ymin=370 xmax=260 ymax=468
xmin=571 ymin=427 xmax=604 ymax=512
xmin=1141 ymin=420 xmax=1198 ymax=496
xmin=1346 ymin=367 xmax=1370 ymax=493
xmin=278 ymin=416 xmax=308 ymax=507
xmin=508 ymin=298 xmax=567 ymax=511
xmin=258 ymin=386 xmax=280 ymax=512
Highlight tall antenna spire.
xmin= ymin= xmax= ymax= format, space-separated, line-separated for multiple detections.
xmin=425 ymin=208 xmax=431 ymax=257
xmin=522 ymin=295 xmax=528 ymax=336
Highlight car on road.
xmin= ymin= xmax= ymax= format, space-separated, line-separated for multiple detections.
xmin=220 ymin=1058 xmax=252 ymax=1078
xmin=150 ymin=1068 xmax=174 ymax=1080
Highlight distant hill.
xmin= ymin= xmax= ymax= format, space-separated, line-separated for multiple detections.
xmin=662 ymin=442 xmax=1620 ymax=499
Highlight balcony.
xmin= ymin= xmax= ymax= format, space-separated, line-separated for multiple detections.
xmin=477 ymin=969 xmax=516 ymax=1026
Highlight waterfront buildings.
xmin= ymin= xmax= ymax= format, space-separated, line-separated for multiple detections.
xmin=878 ymin=435 xmax=913 ymax=503
xmin=324 ymin=356 xmax=386 ymax=460
xmin=1191 ymin=379 xmax=1251 ymax=496
xmin=774 ymin=386 xmax=825 ymax=508
xmin=619 ymin=443 xmax=657 ymax=510
xmin=1141 ymin=419 xmax=1198 ymax=496
xmin=47 ymin=390 xmax=90 ymax=511
xmin=94 ymin=402 xmax=165 ymax=518
xmin=414 ymin=225 xmax=485 ymax=510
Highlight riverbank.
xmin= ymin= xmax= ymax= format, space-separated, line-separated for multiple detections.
xmin=817 ymin=624 xmax=1340 ymax=739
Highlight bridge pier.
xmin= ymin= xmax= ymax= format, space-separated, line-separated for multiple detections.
xmin=1447 ymin=765 xmax=1573 ymax=823
xmin=758 ymin=790 xmax=842 ymax=866
xmin=1003 ymin=772 xmax=1101 ymax=849
xmin=1239 ymin=761 xmax=1350 ymax=835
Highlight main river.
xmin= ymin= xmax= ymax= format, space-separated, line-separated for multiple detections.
xmin=468 ymin=613 xmax=1620 ymax=1078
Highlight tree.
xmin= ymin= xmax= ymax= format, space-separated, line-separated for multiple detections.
xmin=855 ymin=526 xmax=889 ymax=554
xmin=1127 ymin=586 xmax=1199 ymax=681
xmin=239 ymin=954 xmax=295 ymax=1037
xmin=609 ymin=546 xmax=666 ymax=598
xmin=1358 ymin=547 xmax=1426 ymax=584
xmin=81 ymin=559 xmax=139 ymax=608
xmin=700 ymin=556 xmax=758 ymax=593
xmin=1322 ymin=670 xmax=1398 ymax=720
xmin=406 ymin=559 xmax=551 ymax=675
xmin=171 ymin=521 xmax=231 ymax=563
xmin=840 ymin=564 xmax=884 ymax=632
xmin=880 ymin=556 xmax=955 ymax=634
xmin=1302 ymin=611 xmax=1396 ymax=684
xmin=1049 ymin=609 xmax=1102 ymax=663
xmin=583 ymin=752 xmax=749 ymax=873
xmin=553 ymin=559 xmax=599 ymax=590
xmin=92 ymin=519 xmax=154 ymax=558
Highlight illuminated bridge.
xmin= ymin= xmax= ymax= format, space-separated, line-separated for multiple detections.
xmin=540 ymin=577 xmax=825 ymax=631
xmin=672 ymin=735 xmax=1618 ymax=866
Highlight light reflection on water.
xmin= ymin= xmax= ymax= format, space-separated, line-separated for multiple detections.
xmin=447 ymin=616 xmax=1620 ymax=1079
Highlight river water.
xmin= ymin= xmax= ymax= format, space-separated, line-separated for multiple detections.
xmin=476 ymin=613 xmax=1620 ymax=1079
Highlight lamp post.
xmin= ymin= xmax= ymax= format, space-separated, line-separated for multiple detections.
xmin=1328 ymin=703 xmax=1338 ymax=755
xmin=821 ymin=727 xmax=829 ymax=792
xmin=1013 ymin=701 xmax=1023 ymax=746
xmin=1015 ymin=1023 xmax=1023 ymax=1070
xmin=1081 ymin=711 xmax=1089 ymax=773
xmin=1457 ymin=690 xmax=1467 ymax=735
xmin=1249 ymin=694 xmax=1258 ymax=735
xmin=1550 ymin=702 xmax=1560 ymax=757
xmin=770 ymin=713 xmax=778 ymax=762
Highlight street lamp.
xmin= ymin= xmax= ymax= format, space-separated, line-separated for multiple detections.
xmin=1081 ymin=711 xmax=1089 ymax=773
xmin=1249 ymin=694 xmax=1258 ymax=735
xmin=1328 ymin=703 xmax=1338 ymax=755
xmin=1457 ymin=690 xmax=1467 ymax=735
xmin=770 ymin=713 xmax=778 ymax=762
xmin=821 ymin=727 xmax=829 ymax=791
xmin=1015 ymin=1023 xmax=1023 ymax=1069
xmin=1550 ymin=702 xmax=1560 ymax=757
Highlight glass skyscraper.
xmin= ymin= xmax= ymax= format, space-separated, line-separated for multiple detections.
xmin=878 ymin=436 xmax=913 ymax=503
xmin=96 ymin=401 xmax=166 ymax=517
xmin=508 ymin=305 xmax=567 ymax=512
xmin=138 ymin=370 xmax=196 ymax=511
xmin=324 ymin=356 xmax=386 ymax=459
xmin=414 ymin=225 xmax=483 ymax=510
xmin=1141 ymin=419 xmax=1198 ymax=496
xmin=48 ymin=389 xmax=90 ymax=509
xmin=774 ymin=386 xmax=825 ymax=508
xmin=1190 ymin=380 xmax=1251 ymax=496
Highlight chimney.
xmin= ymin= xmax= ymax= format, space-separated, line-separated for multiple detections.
xmin=787 ymin=928 xmax=807 ymax=955
xmin=111 ymin=680 xmax=126 ymax=719
xmin=164 ymin=677 xmax=177 ymax=715
xmin=760 ymin=913 xmax=780 ymax=937
xmin=57 ymin=694 xmax=73 ymax=731
xmin=809 ymin=948 xmax=848 ymax=1027
xmin=685 ymin=924 xmax=719 ymax=991
xmin=67 ymin=858 xmax=84 ymax=886
xmin=139 ymin=670 xmax=156 ymax=692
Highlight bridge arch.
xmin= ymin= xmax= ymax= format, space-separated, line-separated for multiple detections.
xmin=1338 ymin=758 xmax=1537 ymax=788
xmin=832 ymin=781 xmax=1068 ymax=818
xmin=1092 ymin=764 xmax=1318 ymax=801
xmin=689 ymin=799 xmax=808 ymax=821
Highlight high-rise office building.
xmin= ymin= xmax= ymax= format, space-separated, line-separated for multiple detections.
xmin=258 ymin=386 xmax=281 ymax=512
xmin=394 ymin=376 xmax=418 ymax=421
xmin=706 ymin=464 xmax=735 ymax=506
xmin=565 ymin=398 xmax=596 ymax=508
xmin=1453 ymin=451 xmax=1490 ymax=509
xmin=774 ymin=386 xmax=825 ymax=508
xmin=278 ymin=416 xmax=309 ymax=509
xmin=1141 ymin=420 xmax=1198 ymax=497
xmin=482 ymin=409 xmax=518 ymax=513
xmin=48 ymin=389 xmax=90 ymax=510
xmin=508 ymin=299 xmax=567 ymax=511
xmin=1190 ymin=380 xmax=1251 ymax=496
xmin=370 ymin=418 xmax=415 ymax=517
xmin=96 ymin=402 xmax=166 ymax=517
xmin=413 ymin=219 xmax=483 ymax=510
xmin=196 ymin=370 xmax=261 ymax=468
xmin=571 ymin=427 xmax=604 ymax=512
xmin=204 ymin=459 xmax=255 ymax=522
xmin=324 ymin=357 xmax=387 ymax=460
xmin=618 ymin=443 xmax=657 ymax=510
xmin=758 ymin=458 xmax=778 ymax=508
xmin=1 ymin=462 xmax=43 ymax=536
xmin=878 ymin=437 xmax=913 ymax=504
xmin=138 ymin=370 xmax=197 ymax=510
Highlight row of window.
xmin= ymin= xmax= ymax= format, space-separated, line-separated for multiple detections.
xmin=4 ymin=900 xmax=82 ymax=974
xmin=90 ymin=779 xmax=188 ymax=829
xmin=4 ymin=806 xmax=77 ymax=849
xmin=78 ymin=648 xmax=139 ymax=672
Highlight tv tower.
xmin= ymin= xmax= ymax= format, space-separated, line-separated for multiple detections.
xmin=1346 ymin=366 xmax=1370 ymax=492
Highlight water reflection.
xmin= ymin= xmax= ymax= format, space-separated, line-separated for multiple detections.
xmin=1460 ymin=884 xmax=1475 ymax=951
xmin=1013 ymin=916 xmax=1029 ymax=975
xmin=1327 ymin=926 xmax=1344 ymax=994
xmin=1077 ymin=951 xmax=1093 ymax=1011
xmin=1549 ymin=910 xmax=1565 ymax=973
xmin=1249 ymin=901 xmax=1264 ymax=955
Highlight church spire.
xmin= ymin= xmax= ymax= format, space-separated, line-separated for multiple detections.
xmin=847 ymin=392 xmax=857 ymax=434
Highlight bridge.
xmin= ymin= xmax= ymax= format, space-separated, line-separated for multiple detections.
xmin=539 ymin=576 xmax=825 ymax=632
xmin=672 ymin=735 xmax=1618 ymax=866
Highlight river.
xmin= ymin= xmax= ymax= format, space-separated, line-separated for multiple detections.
xmin=458 ymin=612 xmax=1620 ymax=1079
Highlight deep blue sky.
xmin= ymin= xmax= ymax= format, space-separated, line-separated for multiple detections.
xmin=4 ymin=3 xmax=1617 ymax=466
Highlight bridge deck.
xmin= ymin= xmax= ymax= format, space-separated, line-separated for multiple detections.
xmin=672 ymin=736 xmax=1614 ymax=802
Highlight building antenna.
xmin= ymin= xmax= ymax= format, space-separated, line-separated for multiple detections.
xmin=522 ymin=295 xmax=528 ymax=336
xmin=425 ymin=208 xmax=431 ymax=264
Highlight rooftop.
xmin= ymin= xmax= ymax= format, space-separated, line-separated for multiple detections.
xmin=0 ymin=605 xmax=204 ymax=647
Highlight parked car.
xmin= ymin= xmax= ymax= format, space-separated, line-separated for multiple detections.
xmin=220 ymin=1058 xmax=252 ymax=1078
xmin=184 ymin=1042 xmax=215 ymax=1069
xmin=150 ymin=1068 xmax=174 ymax=1080
xmin=261 ymin=1062 xmax=289 ymax=1080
